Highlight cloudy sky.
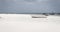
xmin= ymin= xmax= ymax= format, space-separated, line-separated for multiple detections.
xmin=0 ymin=0 xmax=60 ymax=13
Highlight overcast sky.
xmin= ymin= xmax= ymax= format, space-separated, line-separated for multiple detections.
xmin=0 ymin=0 xmax=60 ymax=13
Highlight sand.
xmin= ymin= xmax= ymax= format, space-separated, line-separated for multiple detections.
xmin=0 ymin=14 xmax=60 ymax=32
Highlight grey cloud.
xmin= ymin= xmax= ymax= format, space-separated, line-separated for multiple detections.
xmin=0 ymin=0 xmax=60 ymax=13
xmin=24 ymin=0 xmax=36 ymax=2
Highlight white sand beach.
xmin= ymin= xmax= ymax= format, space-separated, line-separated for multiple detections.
xmin=0 ymin=14 xmax=60 ymax=32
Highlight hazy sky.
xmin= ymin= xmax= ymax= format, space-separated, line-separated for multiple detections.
xmin=0 ymin=0 xmax=60 ymax=13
